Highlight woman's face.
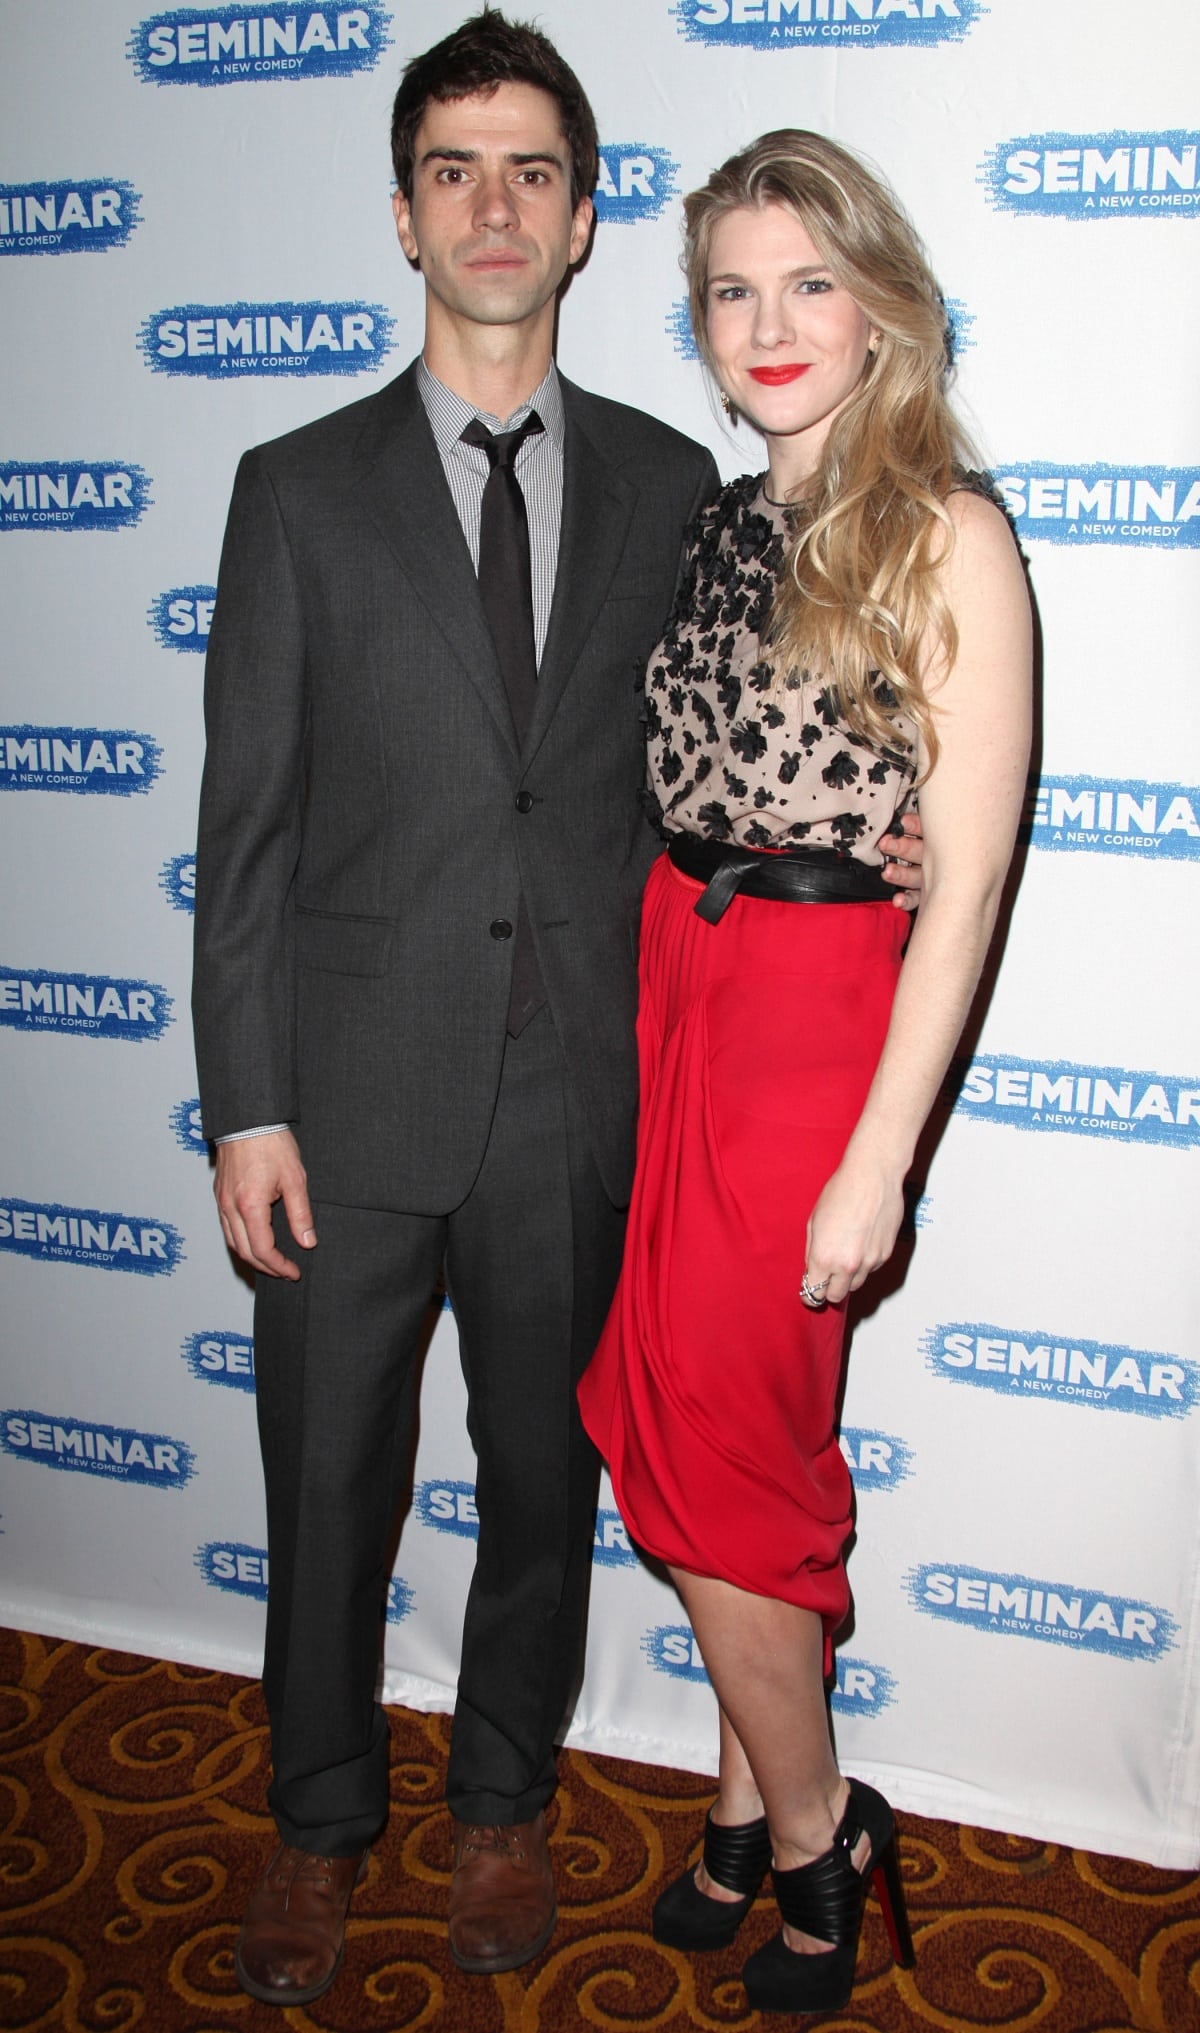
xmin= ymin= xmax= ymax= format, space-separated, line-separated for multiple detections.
xmin=704 ymin=202 xmax=877 ymax=484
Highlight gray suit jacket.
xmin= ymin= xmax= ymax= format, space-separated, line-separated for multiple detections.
xmin=192 ymin=361 xmax=718 ymax=1210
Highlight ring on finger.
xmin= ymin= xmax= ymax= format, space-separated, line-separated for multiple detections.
xmin=800 ymin=1273 xmax=830 ymax=1306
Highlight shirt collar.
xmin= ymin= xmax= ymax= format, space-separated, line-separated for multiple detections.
xmin=417 ymin=356 xmax=565 ymax=458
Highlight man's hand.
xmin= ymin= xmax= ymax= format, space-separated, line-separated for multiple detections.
xmin=214 ymin=1130 xmax=315 ymax=1280
xmin=879 ymin=808 xmax=925 ymax=910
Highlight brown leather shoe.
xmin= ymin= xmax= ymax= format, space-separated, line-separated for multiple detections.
xmin=448 ymin=1811 xmax=556 ymax=1973
xmin=234 ymin=1841 xmax=368 ymax=2005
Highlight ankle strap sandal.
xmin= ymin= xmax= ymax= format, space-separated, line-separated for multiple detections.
xmin=652 ymin=1809 xmax=772 ymax=1951
xmin=742 ymin=1780 xmax=915 ymax=2014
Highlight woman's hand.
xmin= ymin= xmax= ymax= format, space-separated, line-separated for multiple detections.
xmin=800 ymin=1146 xmax=907 ymax=1308
xmin=878 ymin=808 xmax=925 ymax=912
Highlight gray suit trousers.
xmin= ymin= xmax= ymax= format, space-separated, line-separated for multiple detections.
xmin=253 ymin=1006 xmax=625 ymax=1853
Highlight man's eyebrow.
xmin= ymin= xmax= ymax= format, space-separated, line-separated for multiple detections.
xmin=419 ymin=147 xmax=565 ymax=170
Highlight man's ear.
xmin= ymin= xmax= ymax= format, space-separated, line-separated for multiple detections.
xmin=568 ymin=194 xmax=594 ymax=267
xmin=392 ymin=188 xmax=419 ymax=264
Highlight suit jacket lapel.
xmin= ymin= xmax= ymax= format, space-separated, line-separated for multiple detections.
xmin=525 ymin=381 xmax=638 ymax=759
xmin=354 ymin=365 xmax=519 ymax=757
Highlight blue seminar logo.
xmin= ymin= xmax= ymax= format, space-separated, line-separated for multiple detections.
xmin=182 ymin=1331 xmax=256 ymax=1391
xmin=172 ymin=1099 xmax=208 ymax=1155
xmin=0 ymin=727 xmax=161 ymax=795
xmin=995 ymin=465 xmax=1199 ymax=549
xmin=924 ymin=1323 xmax=1199 ymax=1421
xmin=196 ymin=1540 xmax=269 ymax=1598
xmin=947 ymin=1056 xmax=1200 ymax=1149
xmin=643 ymin=1624 xmax=710 ymax=1683
xmin=414 ymin=1478 xmax=479 ymax=1539
xmin=673 ymin=0 xmax=985 ymax=50
xmin=139 ymin=301 xmax=394 ymax=377
xmin=384 ymin=1577 xmax=414 ymax=1625
xmin=593 ymin=1508 xmax=637 ymax=1567
xmin=981 ymin=131 xmax=1200 ymax=219
xmin=943 ymin=296 xmax=975 ymax=361
xmin=1024 ymin=775 xmax=1200 ymax=861
xmin=2 ymin=1410 xmax=194 ymax=1488
xmin=0 ymin=968 xmax=172 ymax=1040
xmin=420 ymin=1486 xmax=639 ymax=1567
xmin=666 ymin=299 xmax=698 ymax=361
xmin=0 ymin=463 xmax=151 ymax=531
xmin=829 ymin=1655 xmax=896 ymax=1717
xmin=593 ymin=147 xmax=679 ymax=225
xmin=195 ymin=1540 xmax=412 ymax=1624
xmin=148 ymin=585 xmax=216 ymax=652
xmin=1 ymin=182 xmax=141 ymax=256
xmin=839 ymin=1427 xmax=913 ymax=1491
xmin=908 ymin=1563 xmax=1176 ymax=1661
xmin=0 ymin=1199 xmax=183 ymax=1275
xmin=129 ymin=5 xmax=392 ymax=84
xmin=160 ymin=854 xmax=196 ymax=914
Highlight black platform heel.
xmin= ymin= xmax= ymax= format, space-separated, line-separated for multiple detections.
xmin=741 ymin=1779 xmax=915 ymax=2014
xmin=652 ymin=1810 xmax=773 ymax=1950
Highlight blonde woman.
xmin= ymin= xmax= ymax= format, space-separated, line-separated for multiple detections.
xmin=578 ymin=131 xmax=1031 ymax=2016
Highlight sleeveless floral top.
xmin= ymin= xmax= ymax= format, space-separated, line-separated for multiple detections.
xmin=643 ymin=474 xmax=918 ymax=863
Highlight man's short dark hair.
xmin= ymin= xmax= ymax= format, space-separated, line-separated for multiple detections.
xmin=391 ymin=8 xmax=599 ymax=212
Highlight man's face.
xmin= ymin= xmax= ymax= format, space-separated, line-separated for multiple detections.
xmin=393 ymin=83 xmax=593 ymax=337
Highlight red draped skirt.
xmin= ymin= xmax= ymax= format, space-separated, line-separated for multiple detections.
xmin=578 ymin=850 xmax=906 ymax=1649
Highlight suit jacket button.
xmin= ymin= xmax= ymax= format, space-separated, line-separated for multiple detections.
xmin=515 ymin=791 xmax=534 ymax=813
xmin=490 ymin=918 xmax=513 ymax=940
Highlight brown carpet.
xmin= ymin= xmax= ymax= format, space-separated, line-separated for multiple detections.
xmin=1 ymin=1629 xmax=1197 ymax=2032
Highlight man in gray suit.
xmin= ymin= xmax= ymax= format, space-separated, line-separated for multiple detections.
xmin=194 ymin=8 xmax=919 ymax=2007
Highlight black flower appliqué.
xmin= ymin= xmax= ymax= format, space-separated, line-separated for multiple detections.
xmin=822 ymin=750 xmax=861 ymax=791
xmin=646 ymin=474 xmax=917 ymax=862
xmin=730 ymin=720 xmax=768 ymax=764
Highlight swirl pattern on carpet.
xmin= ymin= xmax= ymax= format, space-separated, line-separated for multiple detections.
xmin=2 ymin=1630 xmax=1197 ymax=2031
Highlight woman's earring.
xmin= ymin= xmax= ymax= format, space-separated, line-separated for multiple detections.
xmin=720 ymin=389 xmax=739 ymax=422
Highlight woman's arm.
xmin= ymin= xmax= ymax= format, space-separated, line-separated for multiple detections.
xmin=802 ymin=489 xmax=1033 ymax=1305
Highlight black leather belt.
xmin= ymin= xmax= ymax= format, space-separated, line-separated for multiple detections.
xmin=668 ymin=832 xmax=894 ymax=925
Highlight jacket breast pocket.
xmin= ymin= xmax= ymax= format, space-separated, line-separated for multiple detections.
xmin=295 ymin=905 xmax=393 ymax=977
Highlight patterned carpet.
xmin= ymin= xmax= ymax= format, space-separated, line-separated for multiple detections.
xmin=2 ymin=1629 xmax=1198 ymax=2032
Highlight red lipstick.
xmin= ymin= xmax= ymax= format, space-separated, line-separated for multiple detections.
xmin=747 ymin=364 xmax=811 ymax=385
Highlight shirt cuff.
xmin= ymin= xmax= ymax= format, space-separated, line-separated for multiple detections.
xmin=214 ymin=1123 xmax=291 ymax=1144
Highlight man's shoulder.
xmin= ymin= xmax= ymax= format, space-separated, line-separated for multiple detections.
xmin=240 ymin=364 xmax=418 ymax=478
xmin=561 ymin=377 xmax=714 ymax=478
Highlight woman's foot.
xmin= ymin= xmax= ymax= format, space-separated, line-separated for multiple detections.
xmin=694 ymin=1787 xmax=767 ymax=1904
xmin=742 ymin=1781 xmax=915 ymax=2014
xmin=651 ymin=1808 xmax=772 ymax=1950
xmin=693 ymin=1857 xmax=751 ymax=1904
xmin=770 ymin=1777 xmax=870 ymax=1952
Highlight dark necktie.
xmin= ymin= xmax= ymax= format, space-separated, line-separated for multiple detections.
xmin=460 ymin=412 xmax=544 ymax=744
xmin=461 ymin=411 xmax=546 ymax=1035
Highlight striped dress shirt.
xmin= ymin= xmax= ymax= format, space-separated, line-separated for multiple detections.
xmin=416 ymin=356 xmax=565 ymax=665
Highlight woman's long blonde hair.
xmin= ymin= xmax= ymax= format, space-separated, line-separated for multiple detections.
xmin=685 ymin=130 xmax=976 ymax=769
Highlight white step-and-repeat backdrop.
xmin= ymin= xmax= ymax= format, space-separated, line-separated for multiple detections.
xmin=2 ymin=0 xmax=1197 ymax=1869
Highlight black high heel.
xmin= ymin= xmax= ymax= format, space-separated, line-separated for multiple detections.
xmin=741 ymin=1779 xmax=915 ymax=2014
xmin=652 ymin=1810 xmax=772 ymax=1950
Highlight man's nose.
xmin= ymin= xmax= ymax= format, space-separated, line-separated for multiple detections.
xmin=473 ymin=169 xmax=520 ymax=231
